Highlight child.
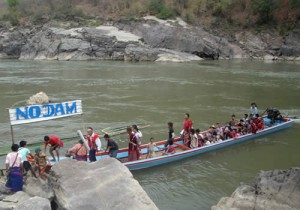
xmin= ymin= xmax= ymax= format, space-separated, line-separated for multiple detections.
xmin=146 ymin=138 xmax=156 ymax=159
xmin=34 ymin=147 xmax=49 ymax=180
xmin=18 ymin=140 xmax=37 ymax=178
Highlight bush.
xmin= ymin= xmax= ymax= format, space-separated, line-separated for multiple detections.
xmin=157 ymin=6 xmax=175 ymax=19
xmin=7 ymin=0 xmax=17 ymax=8
xmin=148 ymin=0 xmax=163 ymax=15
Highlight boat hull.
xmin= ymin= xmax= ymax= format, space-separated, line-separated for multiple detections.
xmin=122 ymin=120 xmax=294 ymax=170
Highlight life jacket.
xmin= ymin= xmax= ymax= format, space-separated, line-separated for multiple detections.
xmin=86 ymin=133 xmax=99 ymax=150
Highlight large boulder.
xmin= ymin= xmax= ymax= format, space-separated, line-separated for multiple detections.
xmin=49 ymin=158 xmax=158 ymax=210
xmin=212 ymin=167 xmax=300 ymax=210
xmin=0 ymin=191 xmax=31 ymax=209
xmin=23 ymin=177 xmax=54 ymax=200
xmin=15 ymin=196 xmax=51 ymax=210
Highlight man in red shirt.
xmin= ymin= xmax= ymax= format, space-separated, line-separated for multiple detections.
xmin=44 ymin=135 xmax=63 ymax=162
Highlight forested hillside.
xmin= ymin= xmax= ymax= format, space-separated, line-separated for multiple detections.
xmin=0 ymin=0 xmax=299 ymax=32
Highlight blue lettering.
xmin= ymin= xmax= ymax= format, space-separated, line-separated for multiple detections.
xmin=29 ymin=106 xmax=41 ymax=119
xmin=16 ymin=107 xmax=29 ymax=120
xmin=65 ymin=102 xmax=77 ymax=114
xmin=55 ymin=103 xmax=65 ymax=116
xmin=42 ymin=104 xmax=55 ymax=117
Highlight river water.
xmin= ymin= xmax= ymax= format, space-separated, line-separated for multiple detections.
xmin=0 ymin=60 xmax=299 ymax=209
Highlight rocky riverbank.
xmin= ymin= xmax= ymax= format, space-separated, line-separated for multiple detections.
xmin=0 ymin=158 xmax=158 ymax=210
xmin=212 ymin=167 xmax=300 ymax=210
xmin=0 ymin=16 xmax=299 ymax=62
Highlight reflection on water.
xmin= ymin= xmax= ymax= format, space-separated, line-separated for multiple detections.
xmin=0 ymin=60 xmax=299 ymax=209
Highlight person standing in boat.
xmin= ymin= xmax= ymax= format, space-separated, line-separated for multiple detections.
xmin=86 ymin=127 xmax=101 ymax=162
xmin=5 ymin=144 xmax=23 ymax=192
xmin=127 ymin=127 xmax=140 ymax=161
xmin=104 ymin=134 xmax=119 ymax=158
xmin=165 ymin=122 xmax=175 ymax=149
xmin=146 ymin=137 xmax=156 ymax=159
xmin=132 ymin=125 xmax=143 ymax=156
xmin=66 ymin=139 xmax=88 ymax=161
xmin=250 ymin=102 xmax=258 ymax=116
xmin=181 ymin=113 xmax=193 ymax=146
xmin=44 ymin=135 xmax=64 ymax=162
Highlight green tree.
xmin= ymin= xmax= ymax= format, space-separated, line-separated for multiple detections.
xmin=7 ymin=0 xmax=17 ymax=8
xmin=252 ymin=0 xmax=279 ymax=24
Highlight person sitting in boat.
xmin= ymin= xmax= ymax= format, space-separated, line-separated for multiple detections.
xmin=236 ymin=119 xmax=245 ymax=132
xmin=163 ymin=140 xmax=175 ymax=155
xmin=181 ymin=113 xmax=193 ymax=147
xmin=205 ymin=139 xmax=211 ymax=146
xmin=66 ymin=139 xmax=88 ymax=161
xmin=250 ymin=102 xmax=258 ymax=116
xmin=229 ymin=114 xmax=237 ymax=127
xmin=104 ymin=134 xmax=119 ymax=158
xmin=215 ymin=123 xmax=224 ymax=139
xmin=196 ymin=129 xmax=204 ymax=147
xmin=241 ymin=120 xmax=251 ymax=134
xmin=255 ymin=114 xmax=265 ymax=130
xmin=242 ymin=114 xmax=249 ymax=122
xmin=34 ymin=147 xmax=49 ymax=180
xmin=216 ymin=134 xmax=223 ymax=143
xmin=86 ymin=127 xmax=102 ymax=162
xmin=232 ymin=128 xmax=239 ymax=140
xmin=207 ymin=125 xmax=217 ymax=143
xmin=223 ymin=123 xmax=233 ymax=139
xmin=165 ymin=122 xmax=175 ymax=149
xmin=250 ymin=119 xmax=258 ymax=134
xmin=5 ymin=144 xmax=23 ymax=192
xmin=127 ymin=127 xmax=140 ymax=161
xmin=44 ymin=135 xmax=64 ymax=162
xmin=146 ymin=137 xmax=156 ymax=159
xmin=190 ymin=129 xmax=198 ymax=148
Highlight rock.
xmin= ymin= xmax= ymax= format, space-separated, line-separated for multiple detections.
xmin=0 ymin=191 xmax=31 ymax=209
xmin=212 ymin=167 xmax=300 ymax=210
xmin=117 ymin=19 xmax=234 ymax=59
xmin=15 ymin=196 xmax=51 ymax=210
xmin=280 ymin=29 xmax=300 ymax=57
xmin=23 ymin=177 xmax=54 ymax=200
xmin=49 ymin=158 xmax=158 ymax=210
xmin=26 ymin=92 xmax=50 ymax=105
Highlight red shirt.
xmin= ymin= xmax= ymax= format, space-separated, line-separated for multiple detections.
xmin=183 ymin=119 xmax=193 ymax=132
xmin=45 ymin=136 xmax=63 ymax=147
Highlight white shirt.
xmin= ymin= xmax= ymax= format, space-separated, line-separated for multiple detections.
xmin=6 ymin=152 xmax=22 ymax=167
xmin=250 ymin=107 xmax=258 ymax=116
xmin=134 ymin=130 xmax=143 ymax=144
xmin=87 ymin=133 xmax=102 ymax=151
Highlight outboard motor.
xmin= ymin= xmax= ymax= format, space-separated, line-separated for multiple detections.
xmin=266 ymin=108 xmax=283 ymax=124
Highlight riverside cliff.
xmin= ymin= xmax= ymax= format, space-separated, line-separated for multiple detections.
xmin=212 ymin=167 xmax=300 ymax=210
xmin=0 ymin=17 xmax=299 ymax=62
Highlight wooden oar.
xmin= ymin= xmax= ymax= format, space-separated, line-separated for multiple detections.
xmin=173 ymin=142 xmax=191 ymax=150
xmin=77 ymin=130 xmax=90 ymax=151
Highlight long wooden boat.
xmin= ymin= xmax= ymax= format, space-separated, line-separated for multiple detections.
xmin=93 ymin=118 xmax=294 ymax=171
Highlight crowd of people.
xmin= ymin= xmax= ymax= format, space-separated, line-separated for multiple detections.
xmin=4 ymin=102 xmax=264 ymax=193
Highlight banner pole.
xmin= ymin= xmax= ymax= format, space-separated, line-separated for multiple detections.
xmin=10 ymin=125 xmax=15 ymax=144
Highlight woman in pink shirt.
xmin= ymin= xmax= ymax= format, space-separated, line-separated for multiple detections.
xmin=67 ymin=140 xmax=88 ymax=161
xmin=5 ymin=144 xmax=23 ymax=192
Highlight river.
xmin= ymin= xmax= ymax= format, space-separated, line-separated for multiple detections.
xmin=0 ymin=59 xmax=299 ymax=209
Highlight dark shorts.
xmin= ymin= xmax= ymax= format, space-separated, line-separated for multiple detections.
xmin=109 ymin=150 xmax=118 ymax=158
xmin=89 ymin=148 xmax=96 ymax=162
xmin=23 ymin=161 xmax=31 ymax=171
xmin=51 ymin=144 xmax=60 ymax=150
